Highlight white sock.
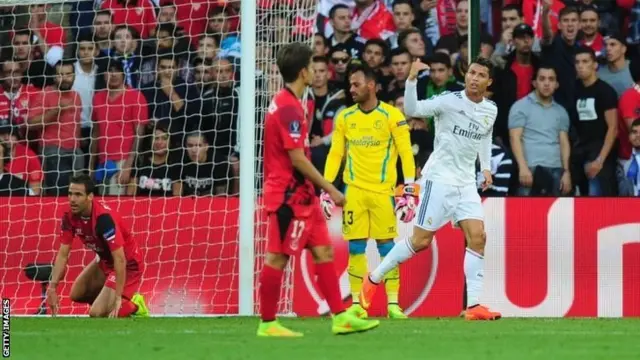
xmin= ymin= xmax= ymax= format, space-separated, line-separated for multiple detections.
xmin=370 ymin=237 xmax=415 ymax=283
xmin=464 ymin=248 xmax=484 ymax=308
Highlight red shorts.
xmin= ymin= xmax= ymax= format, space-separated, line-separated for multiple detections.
xmin=99 ymin=262 xmax=143 ymax=300
xmin=266 ymin=204 xmax=330 ymax=256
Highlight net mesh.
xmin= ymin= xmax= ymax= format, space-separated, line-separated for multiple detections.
xmin=0 ymin=0 xmax=316 ymax=316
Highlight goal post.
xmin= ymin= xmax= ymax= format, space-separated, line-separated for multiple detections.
xmin=1 ymin=0 xmax=316 ymax=317
xmin=238 ymin=0 xmax=256 ymax=317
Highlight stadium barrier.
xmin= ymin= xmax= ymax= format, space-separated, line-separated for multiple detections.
xmin=3 ymin=197 xmax=640 ymax=317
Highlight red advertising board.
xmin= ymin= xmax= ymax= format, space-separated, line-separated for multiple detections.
xmin=2 ymin=197 xmax=639 ymax=317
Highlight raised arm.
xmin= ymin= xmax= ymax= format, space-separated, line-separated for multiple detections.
xmin=404 ymin=59 xmax=444 ymax=118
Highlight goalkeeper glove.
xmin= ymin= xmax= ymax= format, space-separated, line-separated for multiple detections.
xmin=320 ymin=191 xmax=334 ymax=220
xmin=395 ymin=183 xmax=421 ymax=223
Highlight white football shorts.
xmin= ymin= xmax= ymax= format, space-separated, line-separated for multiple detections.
xmin=415 ymin=179 xmax=484 ymax=231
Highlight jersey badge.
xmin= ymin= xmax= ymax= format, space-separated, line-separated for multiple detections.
xmin=289 ymin=120 xmax=302 ymax=139
xmin=374 ymin=120 xmax=382 ymax=129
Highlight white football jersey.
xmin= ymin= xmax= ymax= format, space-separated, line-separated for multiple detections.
xmin=404 ymin=79 xmax=497 ymax=186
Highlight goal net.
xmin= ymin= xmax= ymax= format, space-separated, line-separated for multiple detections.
xmin=0 ymin=0 xmax=317 ymax=316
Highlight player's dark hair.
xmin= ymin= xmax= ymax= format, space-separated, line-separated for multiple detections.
xmin=314 ymin=32 xmax=330 ymax=49
xmin=76 ymin=31 xmax=96 ymax=45
xmin=501 ymin=4 xmax=522 ymax=17
xmin=632 ymin=118 xmax=640 ymax=129
xmin=579 ymin=4 xmax=598 ymax=17
xmin=185 ymin=131 xmax=208 ymax=145
xmin=575 ymin=46 xmax=597 ymax=62
xmin=106 ymin=58 xmax=125 ymax=73
xmin=469 ymin=56 xmax=494 ymax=79
xmin=364 ymin=38 xmax=389 ymax=65
xmin=392 ymin=0 xmax=414 ymax=12
xmin=559 ymin=6 xmax=579 ymax=20
xmin=55 ymin=59 xmax=76 ymax=72
xmin=535 ymin=64 xmax=558 ymax=79
xmin=94 ymin=9 xmax=112 ymax=20
xmin=312 ymin=55 xmax=329 ymax=66
xmin=390 ymin=47 xmax=411 ymax=60
xmin=157 ymin=51 xmax=177 ymax=66
xmin=192 ymin=56 xmax=213 ymax=67
xmin=13 ymin=28 xmax=33 ymax=42
xmin=348 ymin=62 xmax=378 ymax=83
xmin=277 ymin=42 xmax=313 ymax=83
xmin=427 ymin=52 xmax=452 ymax=68
xmin=397 ymin=28 xmax=422 ymax=50
xmin=329 ymin=4 xmax=349 ymax=19
xmin=111 ymin=24 xmax=139 ymax=41
xmin=156 ymin=22 xmax=177 ymax=37
xmin=70 ymin=174 xmax=95 ymax=195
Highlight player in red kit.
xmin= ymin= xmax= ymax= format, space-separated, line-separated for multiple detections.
xmin=46 ymin=174 xmax=149 ymax=318
xmin=257 ymin=42 xmax=379 ymax=337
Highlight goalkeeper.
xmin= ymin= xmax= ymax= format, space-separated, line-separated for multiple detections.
xmin=322 ymin=63 xmax=417 ymax=319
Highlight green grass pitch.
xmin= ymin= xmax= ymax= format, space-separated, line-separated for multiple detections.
xmin=9 ymin=317 xmax=640 ymax=360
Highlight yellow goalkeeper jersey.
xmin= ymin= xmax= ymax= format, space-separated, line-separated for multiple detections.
xmin=324 ymin=101 xmax=415 ymax=196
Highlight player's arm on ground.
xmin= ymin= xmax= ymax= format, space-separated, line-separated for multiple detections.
xmin=96 ymin=214 xmax=127 ymax=300
xmin=324 ymin=109 xmax=347 ymax=183
xmin=390 ymin=108 xmax=416 ymax=183
xmin=48 ymin=215 xmax=75 ymax=315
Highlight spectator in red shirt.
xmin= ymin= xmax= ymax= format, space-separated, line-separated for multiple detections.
xmin=0 ymin=58 xmax=39 ymax=129
xmin=578 ymin=6 xmax=605 ymax=59
xmin=101 ymin=0 xmax=157 ymax=39
xmin=162 ymin=0 xmax=213 ymax=47
xmin=26 ymin=60 xmax=82 ymax=195
xmin=617 ymin=61 xmax=640 ymax=163
xmin=12 ymin=28 xmax=62 ymax=89
xmin=27 ymin=3 xmax=66 ymax=48
xmin=91 ymin=60 xmax=148 ymax=196
xmin=0 ymin=124 xmax=42 ymax=194
xmin=352 ymin=0 xmax=395 ymax=41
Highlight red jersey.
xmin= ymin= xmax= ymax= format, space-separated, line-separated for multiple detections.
xmin=617 ymin=85 xmax=640 ymax=159
xmin=352 ymin=0 xmax=395 ymax=40
xmin=59 ymin=199 xmax=143 ymax=271
xmin=0 ymin=84 xmax=40 ymax=126
xmin=92 ymin=87 xmax=149 ymax=163
xmin=263 ymin=88 xmax=316 ymax=216
xmin=580 ymin=33 xmax=605 ymax=58
xmin=102 ymin=0 xmax=157 ymax=39
xmin=31 ymin=87 xmax=82 ymax=150
xmin=511 ymin=62 xmax=534 ymax=100
xmin=524 ymin=0 xmax=565 ymax=39
xmin=39 ymin=21 xmax=66 ymax=48
xmin=5 ymin=143 xmax=42 ymax=183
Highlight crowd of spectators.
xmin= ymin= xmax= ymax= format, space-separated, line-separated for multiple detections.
xmin=0 ymin=0 xmax=639 ymax=198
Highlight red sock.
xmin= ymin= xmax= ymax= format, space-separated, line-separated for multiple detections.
xmin=118 ymin=299 xmax=138 ymax=317
xmin=259 ymin=265 xmax=284 ymax=322
xmin=315 ymin=262 xmax=345 ymax=315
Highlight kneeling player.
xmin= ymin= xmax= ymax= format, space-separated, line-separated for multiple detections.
xmin=46 ymin=174 xmax=149 ymax=318
xmin=258 ymin=42 xmax=379 ymax=337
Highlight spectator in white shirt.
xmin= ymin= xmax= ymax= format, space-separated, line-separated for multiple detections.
xmin=72 ymin=32 xmax=99 ymax=166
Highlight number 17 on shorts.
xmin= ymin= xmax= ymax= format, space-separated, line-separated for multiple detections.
xmin=266 ymin=205 xmax=331 ymax=256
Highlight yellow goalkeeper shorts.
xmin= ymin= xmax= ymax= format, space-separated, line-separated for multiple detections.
xmin=341 ymin=185 xmax=397 ymax=240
